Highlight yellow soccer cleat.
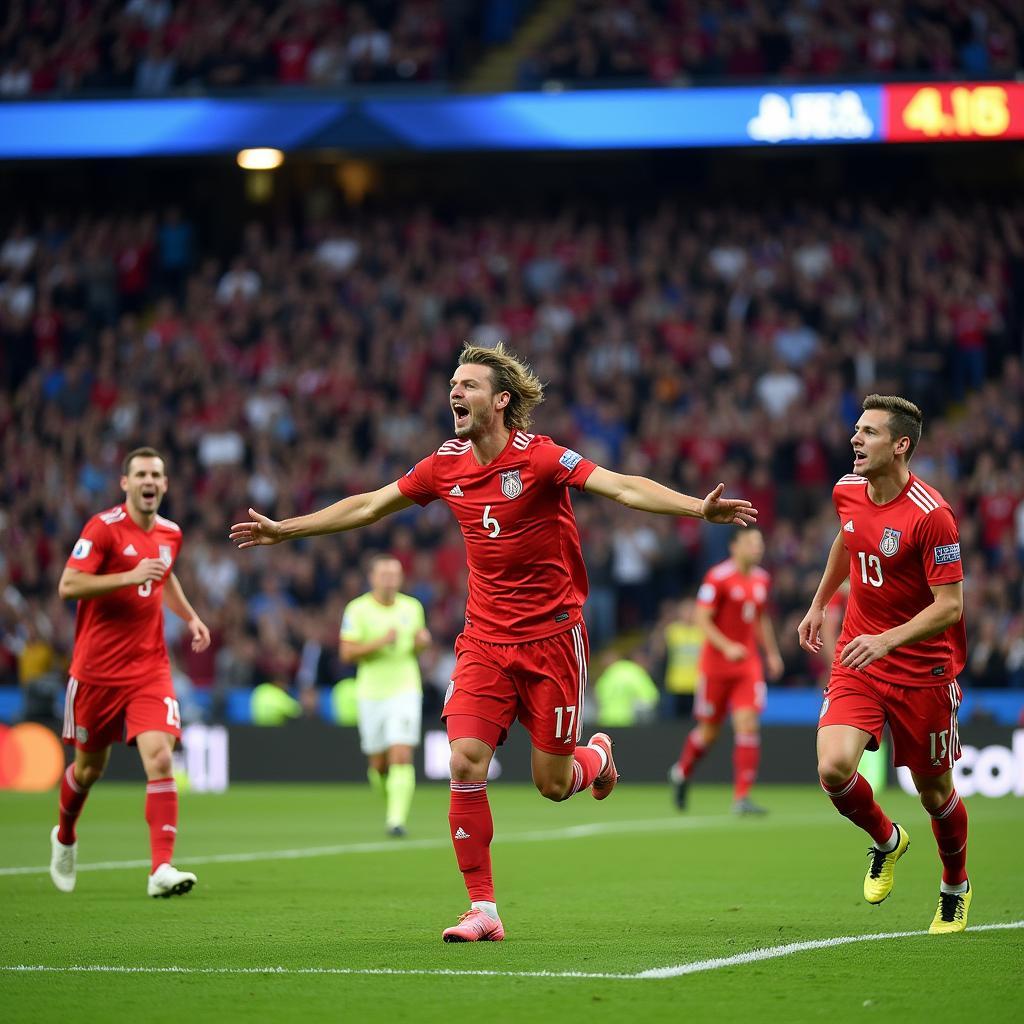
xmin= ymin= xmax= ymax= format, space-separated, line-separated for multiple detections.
xmin=863 ymin=824 xmax=910 ymax=904
xmin=929 ymin=884 xmax=972 ymax=934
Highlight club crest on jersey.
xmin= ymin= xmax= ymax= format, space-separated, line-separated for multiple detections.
xmin=500 ymin=469 xmax=523 ymax=500
xmin=158 ymin=544 xmax=173 ymax=567
xmin=879 ymin=527 xmax=901 ymax=557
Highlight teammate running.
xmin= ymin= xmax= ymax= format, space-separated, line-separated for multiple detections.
xmin=799 ymin=395 xmax=971 ymax=934
xmin=52 ymin=447 xmax=210 ymax=897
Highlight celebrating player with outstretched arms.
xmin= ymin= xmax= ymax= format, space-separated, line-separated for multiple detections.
xmin=232 ymin=341 xmax=757 ymax=942
xmin=52 ymin=447 xmax=210 ymax=898
xmin=798 ymin=395 xmax=970 ymax=934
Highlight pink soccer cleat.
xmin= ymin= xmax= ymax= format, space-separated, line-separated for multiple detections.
xmin=588 ymin=732 xmax=619 ymax=800
xmin=442 ymin=909 xmax=505 ymax=943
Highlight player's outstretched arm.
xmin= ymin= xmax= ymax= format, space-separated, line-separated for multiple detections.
xmin=798 ymin=532 xmax=849 ymax=653
xmin=58 ymin=559 xmax=166 ymax=600
xmin=583 ymin=469 xmax=758 ymax=526
xmin=230 ymin=482 xmax=415 ymax=549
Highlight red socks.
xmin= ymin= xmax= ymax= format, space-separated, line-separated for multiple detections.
xmin=821 ymin=772 xmax=894 ymax=846
xmin=566 ymin=745 xmax=603 ymax=798
xmin=145 ymin=777 xmax=179 ymax=873
xmin=733 ymin=734 xmax=761 ymax=800
xmin=677 ymin=730 xmax=707 ymax=779
xmin=449 ymin=782 xmax=494 ymax=903
xmin=930 ymin=789 xmax=969 ymax=885
xmin=57 ymin=764 xmax=89 ymax=845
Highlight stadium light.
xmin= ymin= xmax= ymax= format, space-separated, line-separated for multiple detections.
xmin=236 ymin=148 xmax=284 ymax=170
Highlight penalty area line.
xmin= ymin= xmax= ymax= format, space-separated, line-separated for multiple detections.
xmin=3 ymin=922 xmax=1021 ymax=982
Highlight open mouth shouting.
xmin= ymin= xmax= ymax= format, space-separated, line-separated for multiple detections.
xmin=452 ymin=402 xmax=471 ymax=431
xmin=852 ymin=448 xmax=867 ymax=470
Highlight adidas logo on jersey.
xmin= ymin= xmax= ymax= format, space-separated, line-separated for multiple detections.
xmin=449 ymin=485 xmax=464 ymax=497
xmin=123 ymin=543 xmax=138 ymax=556
xmin=454 ymin=827 xmax=471 ymax=840
xmin=844 ymin=520 xmax=855 ymax=533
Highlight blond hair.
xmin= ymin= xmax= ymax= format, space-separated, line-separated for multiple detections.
xmin=458 ymin=341 xmax=544 ymax=431
xmin=862 ymin=394 xmax=923 ymax=459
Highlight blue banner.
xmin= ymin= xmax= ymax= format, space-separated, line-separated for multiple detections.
xmin=0 ymin=98 xmax=344 ymax=158
xmin=0 ymin=86 xmax=889 ymax=158
xmin=366 ymin=86 xmax=884 ymax=150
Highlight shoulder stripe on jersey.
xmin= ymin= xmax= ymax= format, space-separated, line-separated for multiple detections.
xmin=908 ymin=482 xmax=939 ymax=512
xmin=511 ymin=431 xmax=535 ymax=451
xmin=438 ymin=439 xmax=472 ymax=456
xmin=835 ymin=478 xmax=868 ymax=486
xmin=155 ymin=514 xmax=181 ymax=532
xmin=98 ymin=507 xmax=126 ymax=525
xmin=709 ymin=559 xmax=735 ymax=579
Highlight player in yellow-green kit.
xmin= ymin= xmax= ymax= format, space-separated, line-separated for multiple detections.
xmin=340 ymin=554 xmax=432 ymax=836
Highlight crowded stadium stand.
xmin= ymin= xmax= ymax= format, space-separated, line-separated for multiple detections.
xmin=522 ymin=0 xmax=1024 ymax=87
xmin=2 ymin=187 xmax=1023 ymax=723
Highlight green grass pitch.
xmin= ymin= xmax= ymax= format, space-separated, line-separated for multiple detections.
xmin=2 ymin=781 xmax=1022 ymax=1023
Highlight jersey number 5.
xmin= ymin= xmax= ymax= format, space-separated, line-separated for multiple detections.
xmin=482 ymin=504 xmax=500 ymax=538
xmin=857 ymin=552 xmax=883 ymax=588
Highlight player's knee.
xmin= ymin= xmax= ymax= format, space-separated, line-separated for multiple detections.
xmin=77 ymin=764 xmax=104 ymax=788
xmin=146 ymin=749 xmax=174 ymax=779
xmin=535 ymin=775 xmax=571 ymax=802
xmin=916 ymin=779 xmax=953 ymax=813
xmin=449 ymin=750 xmax=486 ymax=782
xmin=817 ymin=757 xmax=855 ymax=788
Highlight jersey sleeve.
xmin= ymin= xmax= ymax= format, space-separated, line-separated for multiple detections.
xmin=339 ymin=601 xmax=364 ymax=642
xmin=695 ymin=572 xmax=719 ymax=609
xmin=531 ymin=441 xmax=597 ymax=490
xmin=65 ymin=517 xmax=113 ymax=574
xmin=413 ymin=599 xmax=426 ymax=632
xmin=396 ymin=453 xmax=439 ymax=506
xmin=916 ymin=506 xmax=964 ymax=586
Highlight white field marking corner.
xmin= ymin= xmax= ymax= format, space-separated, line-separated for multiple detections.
xmin=0 ymin=812 xmax=828 ymax=878
xmin=2 ymin=922 xmax=1021 ymax=982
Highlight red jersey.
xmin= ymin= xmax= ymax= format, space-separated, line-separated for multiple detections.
xmin=65 ymin=504 xmax=182 ymax=687
xmin=696 ymin=559 xmax=770 ymax=676
xmin=397 ymin=430 xmax=597 ymax=642
xmin=833 ymin=473 xmax=966 ymax=687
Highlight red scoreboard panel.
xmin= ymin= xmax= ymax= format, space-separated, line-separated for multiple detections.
xmin=886 ymin=83 xmax=1024 ymax=142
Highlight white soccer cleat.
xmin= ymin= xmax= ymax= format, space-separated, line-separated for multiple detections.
xmin=49 ymin=826 xmax=77 ymax=893
xmin=147 ymin=863 xmax=197 ymax=898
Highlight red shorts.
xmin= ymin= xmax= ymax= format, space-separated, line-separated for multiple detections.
xmin=818 ymin=667 xmax=961 ymax=777
xmin=694 ymin=663 xmax=766 ymax=725
xmin=443 ymin=623 xmax=589 ymax=756
xmin=61 ymin=675 xmax=182 ymax=752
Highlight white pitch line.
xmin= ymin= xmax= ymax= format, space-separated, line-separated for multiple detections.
xmin=634 ymin=920 xmax=1024 ymax=978
xmin=2 ymin=922 xmax=1021 ymax=981
xmin=0 ymin=812 xmax=827 ymax=878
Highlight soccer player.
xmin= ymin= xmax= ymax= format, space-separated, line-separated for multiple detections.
xmin=51 ymin=447 xmax=210 ymax=898
xmin=231 ymin=342 xmax=756 ymax=942
xmin=670 ymin=528 xmax=783 ymax=815
xmin=798 ymin=396 xmax=970 ymax=934
xmin=340 ymin=553 xmax=432 ymax=837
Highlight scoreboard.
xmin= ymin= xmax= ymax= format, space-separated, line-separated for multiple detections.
xmin=886 ymin=83 xmax=1024 ymax=142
